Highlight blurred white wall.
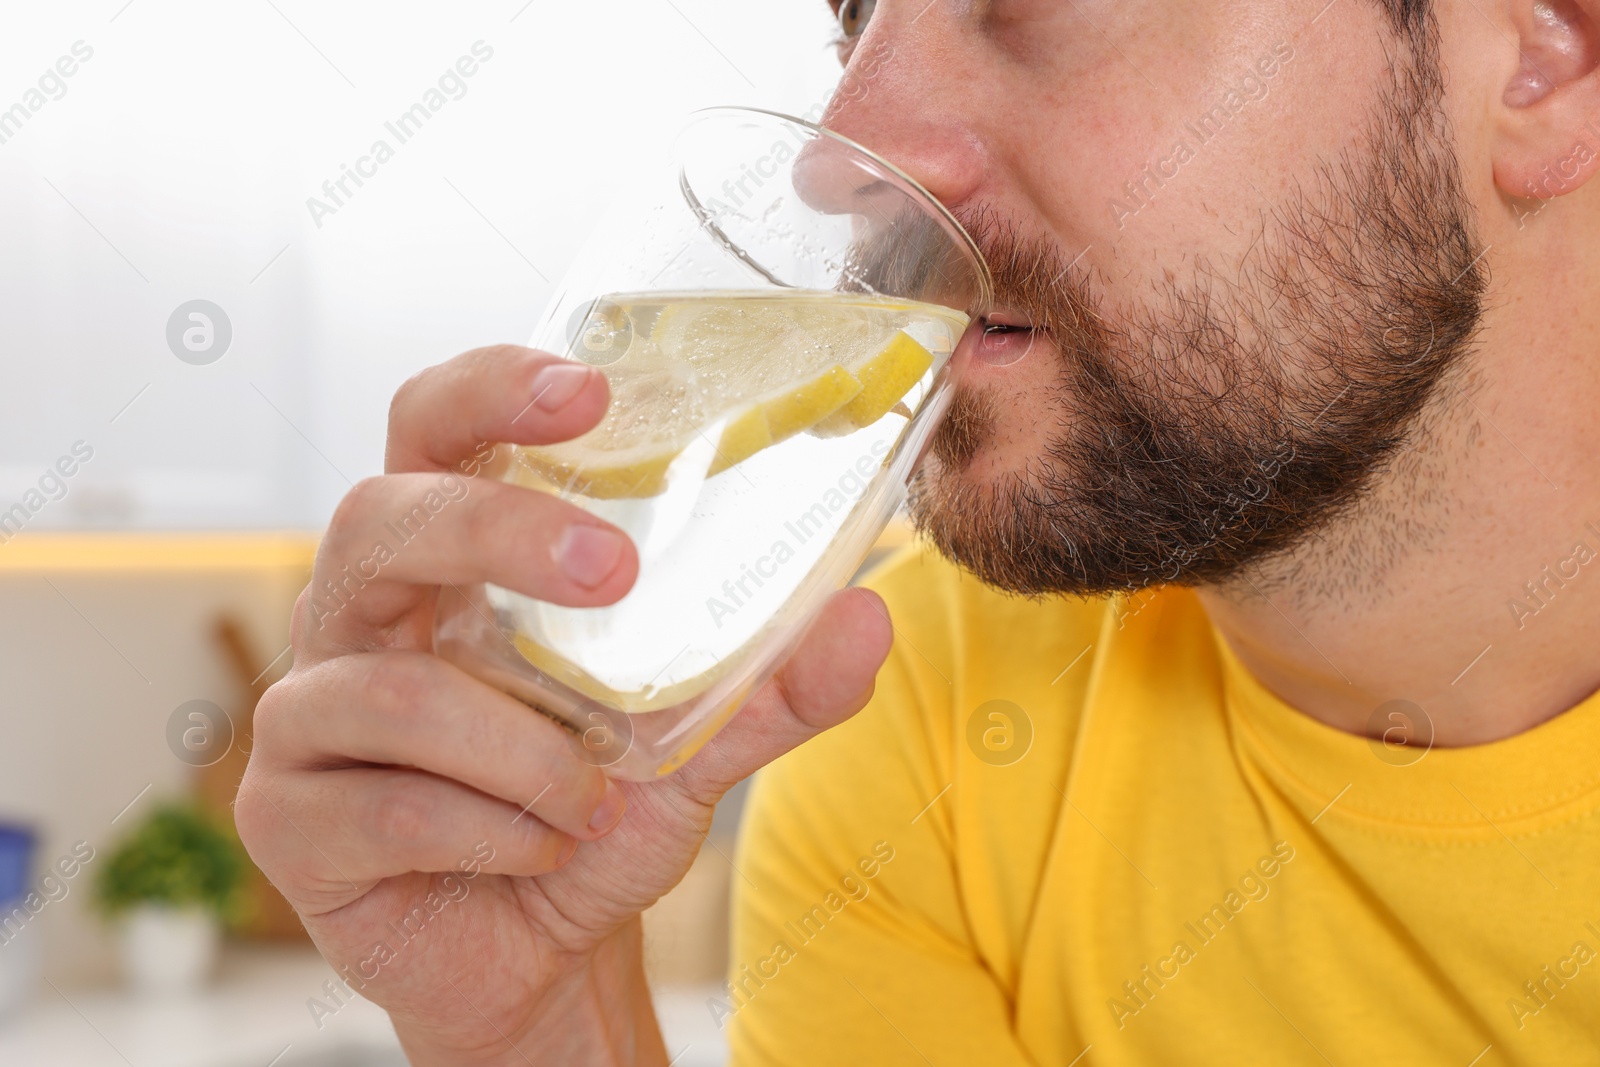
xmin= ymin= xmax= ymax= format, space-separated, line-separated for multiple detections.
xmin=0 ymin=0 xmax=846 ymax=529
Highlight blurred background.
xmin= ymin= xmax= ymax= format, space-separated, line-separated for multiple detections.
xmin=0 ymin=2 xmax=859 ymax=1064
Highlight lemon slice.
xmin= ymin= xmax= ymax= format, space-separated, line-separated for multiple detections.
xmin=809 ymin=331 xmax=936 ymax=438
xmin=512 ymin=293 xmax=944 ymax=499
xmin=509 ymin=362 xmax=702 ymax=499
xmin=707 ymin=363 xmax=861 ymax=475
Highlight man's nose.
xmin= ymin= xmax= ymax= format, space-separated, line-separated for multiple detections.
xmin=797 ymin=16 xmax=985 ymax=215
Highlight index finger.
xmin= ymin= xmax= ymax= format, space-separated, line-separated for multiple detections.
xmin=385 ymin=345 xmax=609 ymax=474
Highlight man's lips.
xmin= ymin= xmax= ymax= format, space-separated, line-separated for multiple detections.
xmin=982 ymin=310 xmax=1036 ymax=331
xmin=956 ymin=310 xmax=1041 ymax=368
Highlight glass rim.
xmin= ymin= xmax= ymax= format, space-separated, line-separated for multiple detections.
xmin=685 ymin=105 xmax=995 ymax=315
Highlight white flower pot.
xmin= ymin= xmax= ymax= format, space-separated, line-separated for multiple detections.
xmin=118 ymin=904 xmax=219 ymax=996
xmin=0 ymin=912 xmax=43 ymax=1016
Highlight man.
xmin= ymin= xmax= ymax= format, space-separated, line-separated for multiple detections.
xmin=235 ymin=0 xmax=1600 ymax=1062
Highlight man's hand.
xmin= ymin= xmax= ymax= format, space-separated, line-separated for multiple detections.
xmin=234 ymin=345 xmax=893 ymax=1065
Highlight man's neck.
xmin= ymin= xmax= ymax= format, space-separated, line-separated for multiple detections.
xmin=1197 ymin=263 xmax=1600 ymax=747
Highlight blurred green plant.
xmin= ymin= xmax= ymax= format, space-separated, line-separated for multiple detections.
xmin=94 ymin=802 xmax=248 ymax=921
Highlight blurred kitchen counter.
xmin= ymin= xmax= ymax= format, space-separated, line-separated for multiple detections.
xmin=0 ymin=531 xmax=322 ymax=572
xmin=0 ymin=944 xmax=402 ymax=1067
xmin=0 ymin=941 xmax=727 ymax=1067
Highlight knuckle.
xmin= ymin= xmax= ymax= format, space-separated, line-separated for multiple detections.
xmin=288 ymin=585 xmax=314 ymax=646
xmin=462 ymin=485 xmax=525 ymax=563
xmin=249 ymin=677 xmax=293 ymax=751
xmin=673 ymin=763 xmax=729 ymax=812
xmin=388 ymin=346 xmax=543 ymax=449
xmin=472 ymin=343 xmax=534 ymax=367
xmin=366 ymin=782 xmax=438 ymax=849
xmin=460 ymin=345 xmax=539 ymax=398
xmin=387 ymin=369 xmax=430 ymax=434
xmin=357 ymin=653 xmax=434 ymax=734
xmin=232 ymin=769 xmax=284 ymax=869
xmin=500 ymin=347 xmax=559 ymax=393
xmin=325 ymin=476 xmax=386 ymax=550
xmin=232 ymin=775 xmax=267 ymax=846
xmin=452 ymin=694 xmax=502 ymax=765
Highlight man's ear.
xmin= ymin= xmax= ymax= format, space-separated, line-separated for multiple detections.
xmin=1492 ymin=0 xmax=1600 ymax=202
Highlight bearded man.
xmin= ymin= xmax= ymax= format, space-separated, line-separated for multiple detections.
xmin=236 ymin=0 xmax=1600 ymax=1062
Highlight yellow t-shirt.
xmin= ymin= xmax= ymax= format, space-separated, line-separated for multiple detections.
xmin=726 ymin=541 xmax=1600 ymax=1065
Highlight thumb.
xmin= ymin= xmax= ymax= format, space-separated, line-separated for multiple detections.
xmin=671 ymin=585 xmax=894 ymax=803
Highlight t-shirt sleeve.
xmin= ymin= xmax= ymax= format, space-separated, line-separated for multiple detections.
xmin=724 ymin=545 xmax=1037 ymax=1066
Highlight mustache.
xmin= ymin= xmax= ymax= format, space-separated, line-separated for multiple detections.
xmin=834 ymin=197 xmax=1103 ymax=341
xmin=950 ymin=205 xmax=1104 ymax=340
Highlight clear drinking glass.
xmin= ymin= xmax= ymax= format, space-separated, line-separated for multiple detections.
xmin=434 ymin=107 xmax=992 ymax=779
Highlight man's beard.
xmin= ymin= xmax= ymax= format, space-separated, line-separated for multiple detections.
xmin=907 ymin=35 xmax=1486 ymax=599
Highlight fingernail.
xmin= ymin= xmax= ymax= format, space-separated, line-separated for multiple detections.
xmin=555 ymin=524 xmax=626 ymax=589
xmin=556 ymin=837 xmax=579 ymax=867
xmin=588 ymin=781 xmax=627 ymax=834
xmin=530 ymin=363 xmax=593 ymax=413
